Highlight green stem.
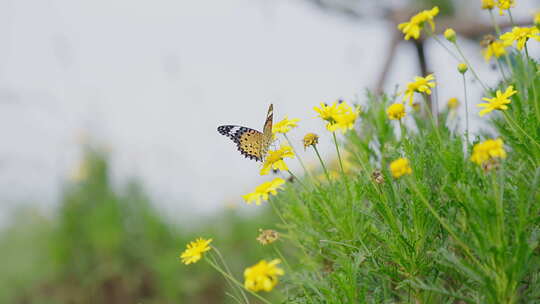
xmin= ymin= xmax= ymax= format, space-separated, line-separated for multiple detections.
xmin=454 ymin=43 xmax=488 ymax=92
xmin=489 ymin=10 xmax=515 ymax=77
xmin=213 ymin=248 xmax=249 ymax=304
xmin=430 ymin=33 xmax=460 ymax=61
xmin=496 ymin=58 xmax=508 ymax=83
xmin=462 ymin=74 xmax=470 ymax=146
xmin=287 ymin=169 xmax=309 ymax=191
xmin=332 ymin=132 xmax=346 ymax=176
xmin=313 ymin=145 xmax=331 ymax=182
xmin=206 ymin=258 xmax=274 ymax=304
xmin=508 ymin=9 xmax=515 ymax=26
xmin=283 ymin=133 xmax=312 ymax=179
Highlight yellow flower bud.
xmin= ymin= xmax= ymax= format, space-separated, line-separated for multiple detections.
xmin=444 ymin=28 xmax=456 ymax=43
xmin=457 ymin=63 xmax=468 ymax=74
xmin=447 ymin=97 xmax=459 ymax=109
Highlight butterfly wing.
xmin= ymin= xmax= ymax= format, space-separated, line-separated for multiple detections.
xmin=217 ymin=125 xmax=266 ymax=161
xmin=217 ymin=104 xmax=274 ymax=162
xmin=261 ymin=104 xmax=274 ymax=159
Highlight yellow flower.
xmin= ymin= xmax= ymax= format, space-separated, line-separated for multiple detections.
xmin=496 ymin=0 xmax=515 ymax=15
xmin=257 ymin=229 xmax=279 ymax=245
xmin=477 ymin=85 xmax=517 ymax=116
xmin=444 ymin=28 xmax=456 ymax=42
xmin=243 ymin=178 xmax=285 ymax=205
xmin=470 ymin=138 xmax=507 ymax=165
xmin=397 ymin=6 xmax=439 ymax=40
xmin=457 ymin=63 xmax=468 ymax=74
xmin=482 ymin=0 xmax=495 ymax=9
xmin=500 ymin=26 xmax=540 ymax=50
xmin=260 ymin=145 xmax=295 ymax=175
xmin=386 ymin=103 xmax=406 ymax=120
xmin=272 ymin=116 xmax=300 ymax=134
xmin=314 ymin=100 xmax=359 ymax=132
xmin=303 ymin=133 xmax=319 ymax=149
xmin=447 ymin=97 xmax=460 ymax=109
xmin=180 ymin=238 xmax=212 ymax=265
xmin=403 ymin=74 xmax=436 ymax=105
xmin=244 ymin=259 xmax=284 ymax=292
xmin=390 ymin=157 xmax=412 ymax=178
xmin=482 ymin=40 xmax=508 ymax=61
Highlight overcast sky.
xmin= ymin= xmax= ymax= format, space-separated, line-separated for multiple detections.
xmin=0 ymin=0 xmax=537 ymax=224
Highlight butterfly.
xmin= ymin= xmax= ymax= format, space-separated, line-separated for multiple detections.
xmin=217 ymin=104 xmax=274 ymax=162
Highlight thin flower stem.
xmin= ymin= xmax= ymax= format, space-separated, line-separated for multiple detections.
xmin=313 ymin=145 xmax=331 ymax=182
xmin=524 ymin=45 xmax=540 ymax=120
xmin=503 ymin=112 xmax=540 ymax=150
xmin=332 ymin=132 xmax=346 ymax=176
xmin=332 ymin=132 xmax=353 ymax=199
xmin=508 ymin=9 xmax=515 ymax=26
xmin=430 ymin=34 xmax=460 ymax=61
xmin=496 ymin=59 xmax=508 ymax=83
xmin=283 ymin=133 xmax=311 ymax=178
xmin=212 ymin=248 xmax=249 ymax=304
xmin=287 ymin=169 xmax=309 ymax=191
xmin=462 ymin=74 xmax=470 ymax=145
xmin=489 ymin=10 xmax=502 ymax=36
xmin=422 ymin=93 xmax=442 ymax=144
xmin=491 ymin=167 xmax=505 ymax=249
xmin=453 ymin=43 xmax=489 ymax=92
xmin=489 ymin=10 xmax=515 ymax=76
xmin=206 ymin=258 xmax=273 ymax=304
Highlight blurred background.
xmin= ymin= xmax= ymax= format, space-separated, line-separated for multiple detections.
xmin=0 ymin=0 xmax=538 ymax=303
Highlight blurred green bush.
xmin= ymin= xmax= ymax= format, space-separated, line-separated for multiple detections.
xmin=0 ymin=147 xmax=280 ymax=304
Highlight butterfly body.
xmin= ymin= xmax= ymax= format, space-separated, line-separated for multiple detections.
xmin=218 ymin=104 xmax=273 ymax=162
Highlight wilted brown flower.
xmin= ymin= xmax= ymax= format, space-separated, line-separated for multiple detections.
xmin=257 ymin=229 xmax=279 ymax=245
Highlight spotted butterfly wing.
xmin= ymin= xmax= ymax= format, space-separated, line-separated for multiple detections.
xmin=218 ymin=104 xmax=273 ymax=162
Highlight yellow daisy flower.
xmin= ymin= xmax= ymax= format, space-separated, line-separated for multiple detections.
xmin=260 ymin=145 xmax=295 ymax=175
xmin=180 ymin=238 xmax=213 ymax=265
xmin=496 ymin=0 xmax=515 ymax=16
xmin=389 ymin=157 xmax=412 ymax=179
xmin=477 ymin=86 xmax=517 ymax=116
xmin=397 ymin=6 xmax=439 ymax=40
xmin=244 ymin=259 xmax=284 ymax=292
xmin=386 ymin=103 xmax=406 ymax=120
xmin=500 ymin=26 xmax=540 ymax=50
xmin=403 ymin=74 xmax=436 ymax=105
xmin=482 ymin=40 xmax=508 ymax=61
xmin=482 ymin=0 xmax=495 ymax=9
xmin=272 ymin=116 xmax=300 ymax=134
xmin=242 ymin=178 xmax=285 ymax=205
xmin=470 ymin=138 xmax=507 ymax=165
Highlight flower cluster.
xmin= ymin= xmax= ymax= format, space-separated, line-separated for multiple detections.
xmin=397 ymin=6 xmax=439 ymax=40
xmin=313 ymin=100 xmax=360 ymax=132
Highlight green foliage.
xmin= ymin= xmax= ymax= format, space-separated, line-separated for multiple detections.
xmin=271 ymin=53 xmax=540 ymax=303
